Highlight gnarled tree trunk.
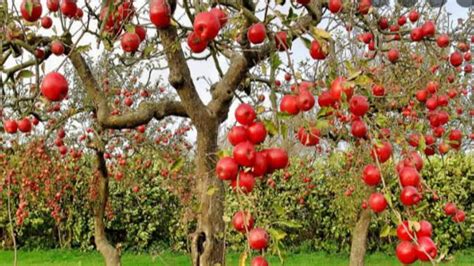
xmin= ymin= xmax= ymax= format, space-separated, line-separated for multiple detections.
xmin=349 ymin=208 xmax=372 ymax=266
xmin=93 ymin=151 xmax=121 ymax=266
xmin=191 ymin=123 xmax=225 ymax=266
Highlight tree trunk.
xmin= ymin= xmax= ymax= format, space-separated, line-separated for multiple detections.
xmin=349 ymin=208 xmax=372 ymax=266
xmin=94 ymin=151 xmax=121 ymax=266
xmin=191 ymin=123 xmax=226 ymax=266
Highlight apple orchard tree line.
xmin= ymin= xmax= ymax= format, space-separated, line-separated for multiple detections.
xmin=0 ymin=0 xmax=473 ymax=266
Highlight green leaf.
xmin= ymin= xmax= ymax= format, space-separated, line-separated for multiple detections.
xmin=263 ymin=119 xmax=278 ymax=137
xmin=301 ymin=37 xmax=312 ymax=49
xmin=418 ymin=135 xmax=426 ymax=151
xmin=348 ymin=70 xmax=363 ymax=81
xmin=281 ymin=124 xmax=288 ymax=140
xmin=311 ymin=27 xmax=332 ymax=40
xmin=273 ymin=204 xmax=286 ymax=216
xmin=380 ymin=224 xmax=391 ymax=238
xmin=276 ymin=112 xmax=291 ymax=120
xmin=217 ymin=149 xmax=232 ymax=158
xmin=275 ymin=220 xmax=302 ymax=229
xmin=268 ymin=228 xmax=287 ymax=241
xmin=375 ymin=113 xmax=388 ymax=127
xmin=408 ymin=220 xmax=420 ymax=232
xmin=74 ymin=45 xmax=91 ymax=53
xmin=238 ymin=251 xmax=247 ymax=266
xmin=16 ymin=70 xmax=34 ymax=80
xmin=125 ymin=24 xmax=135 ymax=33
xmin=170 ymin=158 xmax=184 ymax=172
xmin=25 ymin=0 xmax=33 ymax=16
xmin=207 ymin=186 xmax=218 ymax=196
xmin=143 ymin=44 xmax=156 ymax=58
xmin=315 ymin=120 xmax=329 ymax=131
xmin=354 ymin=74 xmax=372 ymax=86
xmin=317 ymin=107 xmax=332 ymax=118
xmin=270 ymin=53 xmax=282 ymax=70
xmin=287 ymin=7 xmax=294 ymax=20
xmin=344 ymin=61 xmax=356 ymax=75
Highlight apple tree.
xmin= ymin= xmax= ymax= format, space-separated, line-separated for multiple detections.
xmin=1 ymin=0 xmax=472 ymax=266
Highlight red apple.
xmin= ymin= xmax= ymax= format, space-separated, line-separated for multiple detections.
xmin=233 ymin=141 xmax=256 ymax=167
xmin=4 ymin=120 xmax=18 ymax=134
xmin=416 ymin=220 xmax=433 ymax=238
xmin=228 ymin=126 xmax=248 ymax=146
xmin=450 ymin=51 xmax=463 ymax=67
xmin=444 ymin=202 xmax=457 ymax=216
xmin=371 ymin=142 xmax=392 ymax=163
xmin=397 ymin=221 xmax=414 ymax=241
xmin=120 ymin=32 xmax=140 ymax=52
xmin=408 ymin=10 xmax=419 ymax=22
xmin=416 ymin=237 xmax=437 ymax=262
xmin=47 ymin=0 xmax=60 ymax=12
xmin=20 ymin=0 xmax=42 ymax=22
xmin=247 ymin=122 xmax=267 ymax=144
xmin=18 ymin=118 xmax=32 ymax=133
xmin=368 ymin=192 xmax=387 ymax=213
xmin=41 ymin=72 xmax=68 ymax=101
xmin=231 ymin=171 xmax=255 ymax=193
xmin=251 ymin=256 xmax=268 ymax=266
xmin=400 ymin=186 xmax=421 ymax=206
xmin=436 ymin=34 xmax=450 ymax=48
xmin=265 ymin=148 xmax=288 ymax=171
xmin=275 ymin=31 xmax=288 ymax=51
xmin=297 ymin=90 xmax=315 ymax=111
xmin=452 ymin=210 xmax=465 ymax=223
xmin=399 ymin=167 xmax=420 ymax=187
xmin=232 ymin=211 xmax=254 ymax=232
xmin=187 ymin=31 xmax=208 ymax=53
xmin=51 ymin=40 xmax=65 ymax=55
xmin=150 ymin=0 xmax=171 ymax=28
xmin=310 ymin=40 xmax=327 ymax=60
xmin=135 ymin=25 xmax=147 ymax=42
xmin=210 ymin=8 xmax=228 ymax=27
xmin=297 ymin=126 xmax=320 ymax=146
xmin=351 ymin=120 xmax=367 ymax=138
xmin=61 ymin=0 xmax=77 ymax=18
xmin=328 ymin=0 xmax=343 ymax=13
xmin=422 ymin=21 xmax=436 ymax=37
xmin=280 ymin=95 xmax=300 ymax=115
xmin=235 ymin=103 xmax=256 ymax=125
xmin=194 ymin=12 xmax=220 ymax=41
xmin=362 ymin=164 xmax=381 ymax=186
xmin=248 ymin=228 xmax=269 ymax=250
xmin=41 ymin=16 xmax=53 ymax=29
xmin=358 ymin=0 xmax=371 ymax=15
xmin=216 ymin=157 xmax=238 ymax=180
xmin=349 ymin=95 xmax=369 ymax=116
xmin=396 ymin=241 xmax=418 ymax=264
xmin=387 ymin=48 xmax=399 ymax=63
xmin=247 ymin=23 xmax=266 ymax=44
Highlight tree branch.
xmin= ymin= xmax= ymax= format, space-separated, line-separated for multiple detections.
xmin=158 ymin=25 xmax=210 ymax=126
xmin=207 ymin=1 xmax=323 ymax=121
xmin=67 ymin=41 xmax=188 ymax=129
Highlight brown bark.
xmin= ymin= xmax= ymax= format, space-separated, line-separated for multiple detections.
xmin=190 ymin=123 xmax=226 ymax=266
xmin=93 ymin=151 xmax=121 ymax=266
xmin=349 ymin=208 xmax=372 ymax=266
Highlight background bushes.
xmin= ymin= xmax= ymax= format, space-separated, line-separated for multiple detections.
xmin=1 ymin=151 xmax=472 ymax=254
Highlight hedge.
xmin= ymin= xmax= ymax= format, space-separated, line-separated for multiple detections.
xmin=1 ymin=151 xmax=472 ymax=254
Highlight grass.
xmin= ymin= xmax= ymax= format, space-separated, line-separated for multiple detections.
xmin=0 ymin=249 xmax=473 ymax=266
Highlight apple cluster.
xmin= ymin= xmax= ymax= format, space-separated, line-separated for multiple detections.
xmin=216 ymin=103 xmax=290 ymax=266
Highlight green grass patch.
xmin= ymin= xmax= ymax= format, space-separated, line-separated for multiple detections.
xmin=0 ymin=249 xmax=473 ymax=265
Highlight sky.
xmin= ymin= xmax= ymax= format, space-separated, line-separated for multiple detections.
xmin=3 ymin=0 xmax=473 ymax=143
